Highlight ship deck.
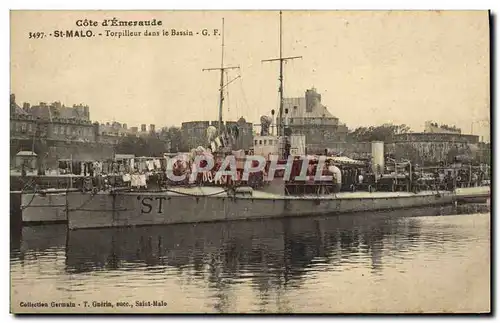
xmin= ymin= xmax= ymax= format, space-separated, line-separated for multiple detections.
xmin=119 ymin=186 xmax=461 ymax=200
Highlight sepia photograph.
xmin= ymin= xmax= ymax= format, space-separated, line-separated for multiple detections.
xmin=9 ymin=9 xmax=491 ymax=314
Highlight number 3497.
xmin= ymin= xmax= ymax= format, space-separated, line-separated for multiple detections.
xmin=29 ymin=32 xmax=45 ymax=39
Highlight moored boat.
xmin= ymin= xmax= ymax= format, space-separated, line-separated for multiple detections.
xmin=455 ymin=186 xmax=490 ymax=204
xmin=65 ymin=12 xmax=491 ymax=230
xmin=66 ymin=186 xmax=460 ymax=230
xmin=20 ymin=190 xmax=68 ymax=224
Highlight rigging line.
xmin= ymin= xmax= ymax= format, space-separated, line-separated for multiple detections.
xmin=226 ymin=70 xmax=230 ymax=117
xmin=231 ymin=75 xmax=240 ymax=119
xmin=20 ymin=187 xmax=39 ymax=210
xmin=234 ymin=73 xmax=241 ymax=119
xmin=237 ymin=75 xmax=251 ymax=119
xmin=234 ymin=82 xmax=239 ymax=119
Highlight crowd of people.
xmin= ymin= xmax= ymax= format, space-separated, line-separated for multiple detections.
xmin=431 ymin=167 xmax=489 ymax=190
xmin=369 ymin=165 xmax=490 ymax=192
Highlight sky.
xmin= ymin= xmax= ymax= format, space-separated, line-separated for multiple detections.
xmin=10 ymin=10 xmax=490 ymax=140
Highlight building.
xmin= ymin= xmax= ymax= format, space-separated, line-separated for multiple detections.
xmin=10 ymin=94 xmax=28 ymax=116
xmin=23 ymin=101 xmax=90 ymax=121
xmin=9 ymin=113 xmax=110 ymax=170
xmin=10 ymin=95 xmax=96 ymax=143
xmin=181 ymin=118 xmax=253 ymax=151
xmin=280 ymin=88 xmax=348 ymax=153
xmin=10 ymin=114 xmax=97 ymax=143
xmin=98 ymin=122 xmax=130 ymax=137
xmin=10 ymin=94 xmax=115 ymax=170
xmin=97 ymin=121 xmax=160 ymax=143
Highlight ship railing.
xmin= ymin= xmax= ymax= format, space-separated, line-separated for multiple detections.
xmin=284 ymin=181 xmax=335 ymax=196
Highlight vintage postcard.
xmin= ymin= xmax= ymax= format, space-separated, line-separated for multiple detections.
xmin=10 ymin=10 xmax=490 ymax=314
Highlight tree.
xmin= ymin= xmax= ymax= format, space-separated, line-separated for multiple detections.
xmin=159 ymin=126 xmax=184 ymax=152
xmin=115 ymin=135 xmax=169 ymax=157
xmin=347 ymin=123 xmax=411 ymax=143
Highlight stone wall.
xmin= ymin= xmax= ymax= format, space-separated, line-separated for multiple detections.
xmin=45 ymin=141 xmax=115 ymax=167
xmin=392 ymin=132 xmax=481 ymax=164
xmin=288 ymin=124 xmax=349 ymax=153
xmin=392 ymin=141 xmax=477 ymax=164
xmin=394 ymin=132 xmax=478 ymax=144
xmin=181 ymin=121 xmax=210 ymax=150
xmin=321 ymin=140 xmax=485 ymax=165
xmin=10 ymin=138 xmax=115 ymax=171
xmin=307 ymin=141 xmax=372 ymax=158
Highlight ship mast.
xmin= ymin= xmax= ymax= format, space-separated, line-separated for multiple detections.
xmin=203 ymin=18 xmax=240 ymax=136
xmin=262 ymin=11 xmax=302 ymax=140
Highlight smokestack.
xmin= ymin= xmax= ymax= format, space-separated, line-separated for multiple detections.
xmin=371 ymin=141 xmax=385 ymax=180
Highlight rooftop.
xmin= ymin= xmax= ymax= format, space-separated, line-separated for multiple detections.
xmin=283 ymin=88 xmax=337 ymax=119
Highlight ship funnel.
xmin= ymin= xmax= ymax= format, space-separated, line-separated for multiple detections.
xmin=371 ymin=141 xmax=385 ymax=180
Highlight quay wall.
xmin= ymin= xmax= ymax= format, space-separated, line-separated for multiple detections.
xmin=44 ymin=140 xmax=115 ymax=167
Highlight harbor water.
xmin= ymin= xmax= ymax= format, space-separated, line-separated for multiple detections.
xmin=10 ymin=205 xmax=490 ymax=313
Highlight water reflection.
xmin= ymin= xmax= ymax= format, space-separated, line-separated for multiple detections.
xmin=11 ymin=224 xmax=67 ymax=262
xmin=10 ymin=204 xmax=490 ymax=313
xmin=64 ymin=207 xmax=474 ymax=285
